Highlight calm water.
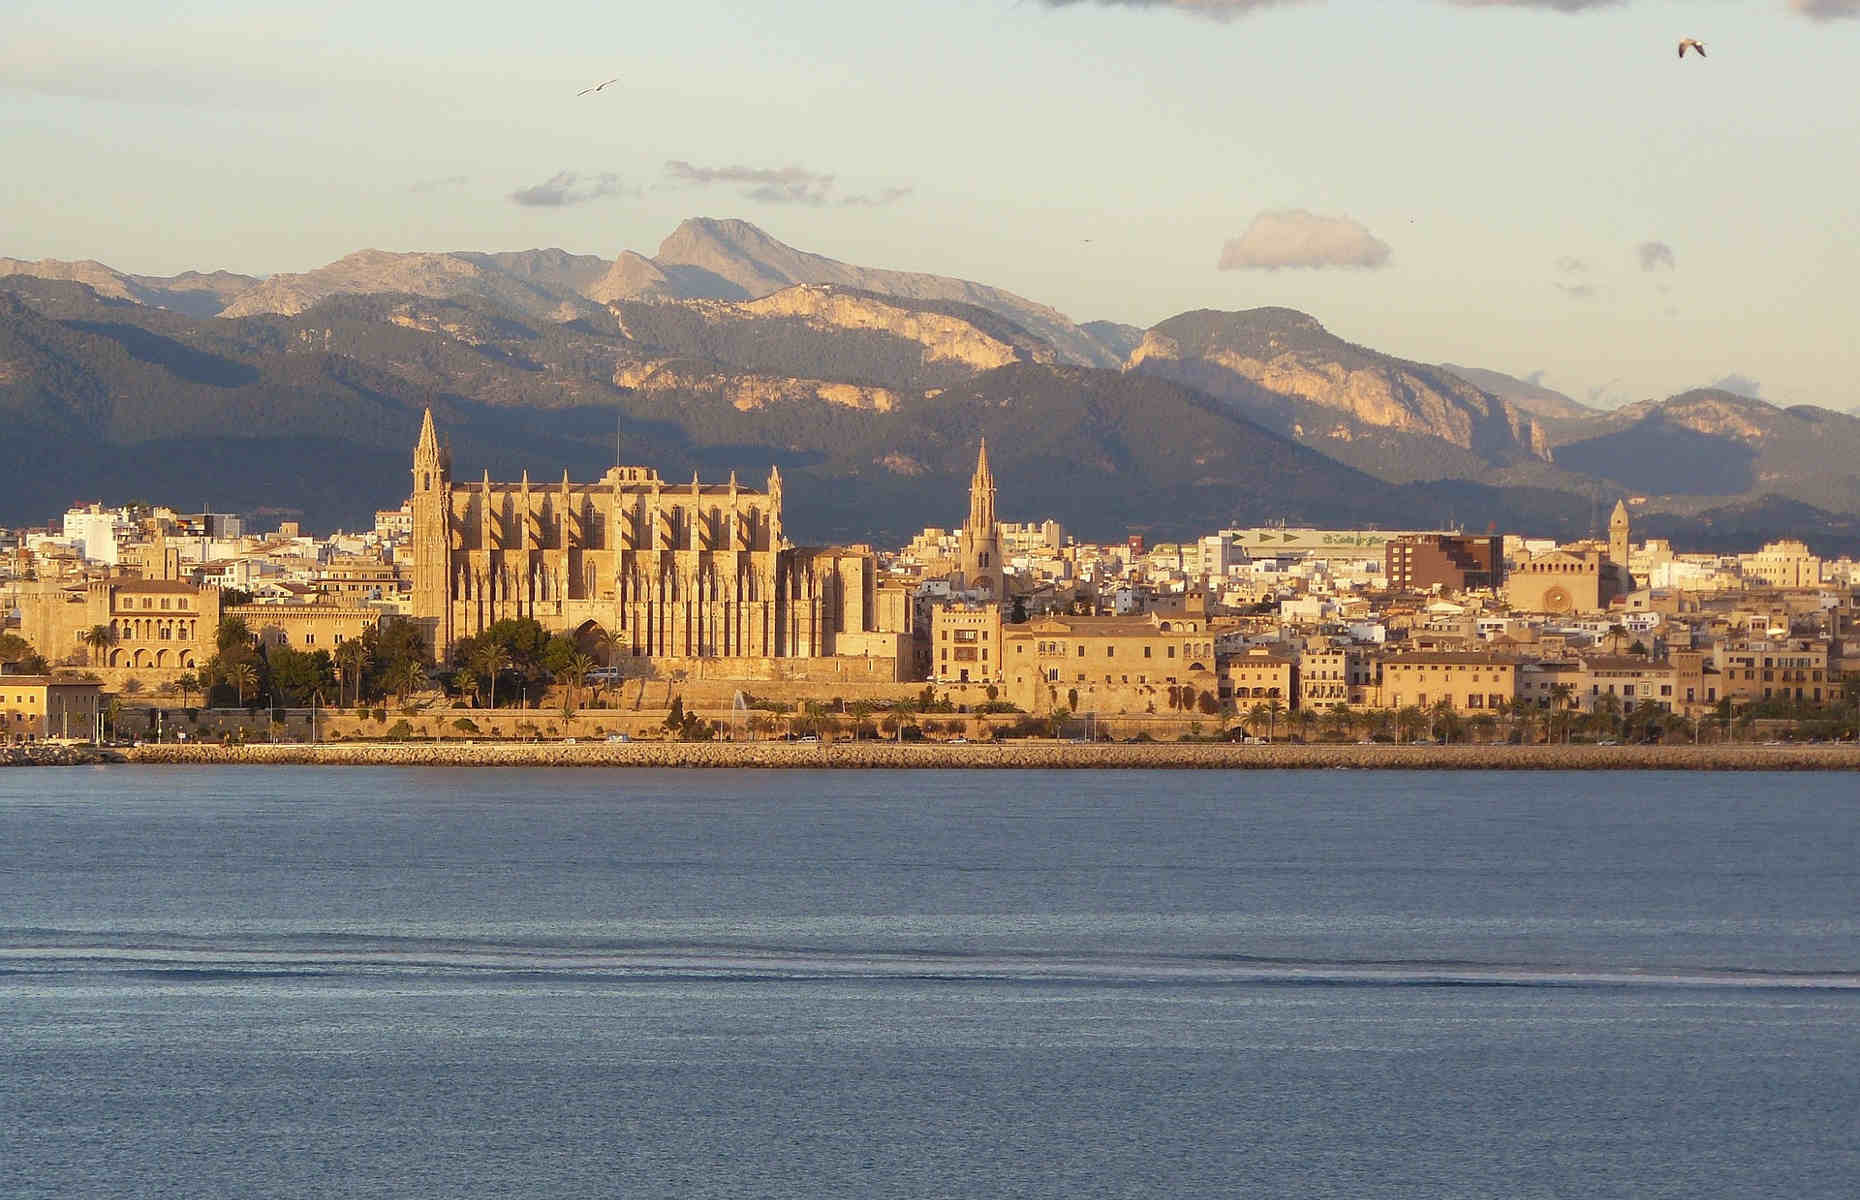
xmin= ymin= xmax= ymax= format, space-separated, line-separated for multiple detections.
xmin=3 ymin=768 xmax=1856 ymax=1199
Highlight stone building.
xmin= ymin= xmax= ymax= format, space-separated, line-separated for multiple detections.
xmin=1380 ymin=652 xmax=1521 ymax=715
xmin=409 ymin=409 xmax=905 ymax=677
xmin=1001 ymin=613 xmax=1217 ymax=713
xmin=1 ymin=675 xmax=106 ymax=743
xmin=1505 ymin=502 xmax=1635 ymax=615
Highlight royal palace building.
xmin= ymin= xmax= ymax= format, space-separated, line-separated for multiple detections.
xmin=410 ymin=410 xmax=906 ymax=675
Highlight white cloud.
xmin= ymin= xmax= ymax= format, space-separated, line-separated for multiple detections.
xmin=663 ymin=161 xmax=911 ymax=208
xmin=1218 ymin=210 xmax=1391 ymax=271
xmin=508 ymin=171 xmax=623 ymax=207
xmin=1788 ymin=0 xmax=1860 ymax=19
xmin=1040 ymin=0 xmax=1301 ymax=18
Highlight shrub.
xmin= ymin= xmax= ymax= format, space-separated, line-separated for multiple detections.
xmin=372 ymin=708 xmax=387 ymax=723
xmin=452 ymin=717 xmax=480 ymax=734
xmin=385 ymin=719 xmax=415 ymax=741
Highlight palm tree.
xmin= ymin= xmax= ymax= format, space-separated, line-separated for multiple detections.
xmin=174 ymin=671 xmax=200 ymax=708
xmin=80 ymin=623 xmax=117 ymax=667
xmin=595 ymin=627 xmax=624 ymax=667
xmin=451 ymin=668 xmax=478 ymax=706
xmin=1429 ymin=698 xmax=1457 ymax=743
xmin=215 ymin=616 xmax=252 ymax=654
xmin=1395 ymin=705 xmax=1428 ymax=744
xmin=1323 ymin=703 xmax=1354 ymax=742
xmin=1547 ymin=683 xmax=1577 ymax=743
xmin=1245 ymin=702 xmax=1271 ymax=740
xmin=562 ymin=652 xmax=596 ymax=711
xmin=394 ymin=660 xmax=427 ymax=704
xmin=472 ymin=644 xmax=511 ymax=710
xmin=335 ymin=641 xmax=372 ymax=708
xmin=1290 ymin=707 xmax=1317 ymax=744
xmin=1264 ymin=697 xmax=1285 ymax=742
xmin=226 ymin=661 xmax=257 ymax=707
xmin=1594 ymin=692 xmax=1624 ymax=741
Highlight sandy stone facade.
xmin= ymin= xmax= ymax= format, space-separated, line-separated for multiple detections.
xmin=410 ymin=409 xmax=900 ymax=675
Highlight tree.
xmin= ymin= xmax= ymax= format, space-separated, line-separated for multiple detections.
xmin=663 ymin=695 xmax=687 ymax=736
xmin=1290 ymin=707 xmax=1317 ymax=743
xmin=1395 ymin=705 xmax=1428 ymax=744
xmin=1009 ymin=596 xmax=1028 ymax=624
xmin=394 ymin=660 xmax=427 ymax=704
xmin=562 ymin=652 xmax=596 ymax=708
xmin=1246 ymin=702 xmax=1271 ymax=740
xmin=174 ymin=671 xmax=200 ymax=708
xmin=216 ymin=616 xmax=252 ymax=654
xmin=1322 ymin=703 xmax=1354 ymax=741
xmin=1196 ymin=690 xmax=1220 ymax=717
xmin=1594 ymin=692 xmax=1624 ymax=741
xmin=471 ymin=642 xmax=510 ymax=709
xmin=267 ymin=646 xmax=335 ymax=706
xmin=451 ymin=668 xmax=479 ymax=705
xmin=595 ymin=626 xmax=624 ymax=667
xmin=1429 ymin=698 xmax=1459 ymax=743
xmin=0 ymin=632 xmax=47 ymax=675
xmin=334 ymin=639 xmax=372 ymax=707
xmin=80 ymin=623 xmax=117 ymax=666
xmin=1264 ymin=697 xmax=1285 ymax=741
xmin=226 ymin=661 xmax=257 ymax=706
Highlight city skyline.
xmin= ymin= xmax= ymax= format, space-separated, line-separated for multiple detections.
xmin=5 ymin=1 xmax=1859 ymax=411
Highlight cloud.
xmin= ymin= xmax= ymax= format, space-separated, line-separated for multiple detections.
xmin=1446 ymin=1 xmax=1624 ymax=10
xmin=1709 ymin=373 xmax=1762 ymax=399
xmin=1789 ymin=1 xmax=1860 ymax=19
xmin=839 ymin=185 xmax=915 ymax=208
xmin=666 ymin=161 xmax=835 ymax=206
xmin=508 ymin=171 xmax=623 ymax=207
xmin=1555 ymin=282 xmax=1597 ymax=300
xmin=663 ymin=161 xmax=910 ymax=207
xmin=410 ymin=175 xmax=468 ymax=193
xmin=1218 ymin=209 xmax=1391 ymax=271
xmin=1039 ymin=0 xmax=1302 ymax=18
xmin=1555 ymin=256 xmax=1588 ymax=274
xmin=1637 ymin=241 xmax=1676 ymax=271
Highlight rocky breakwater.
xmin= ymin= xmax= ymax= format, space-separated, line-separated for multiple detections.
xmin=2 ymin=743 xmax=115 ymax=767
xmin=125 ymin=742 xmax=1860 ymax=770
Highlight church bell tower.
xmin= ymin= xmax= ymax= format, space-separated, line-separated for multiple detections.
xmin=955 ymin=440 xmax=1005 ymax=600
xmin=411 ymin=408 xmax=453 ymax=654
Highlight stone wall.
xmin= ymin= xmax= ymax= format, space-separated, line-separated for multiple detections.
xmin=126 ymin=741 xmax=1860 ymax=771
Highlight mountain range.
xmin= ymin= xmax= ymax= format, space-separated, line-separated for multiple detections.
xmin=3 ymin=219 xmax=1857 ymax=553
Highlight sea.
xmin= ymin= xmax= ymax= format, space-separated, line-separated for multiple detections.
xmin=2 ymin=767 xmax=1856 ymax=1199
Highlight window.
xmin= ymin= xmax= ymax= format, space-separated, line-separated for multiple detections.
xmin=305 ymin=634 xmax=316 ymax=646
xmin=1144 ymin=646 xmax=1152 ymax=658
xmin=1105 ymin=646 xmax=1114 ymax=658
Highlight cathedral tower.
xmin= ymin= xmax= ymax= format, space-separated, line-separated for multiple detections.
xmin=955 ymin=440 xmax=1005 ymax=600
xmin=411 ymin=407 xmax=453 ymax=654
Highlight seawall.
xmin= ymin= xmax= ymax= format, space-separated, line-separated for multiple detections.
xmin=123 ymin=741 xmax=1860 ymax=770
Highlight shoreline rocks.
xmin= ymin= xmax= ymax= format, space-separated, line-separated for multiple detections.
xmin=122 ymin=741 xmax=1860 ymax=771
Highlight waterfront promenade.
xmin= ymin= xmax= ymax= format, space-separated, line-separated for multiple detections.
xmin=121 ymin=740 xmax=1860 ymax=770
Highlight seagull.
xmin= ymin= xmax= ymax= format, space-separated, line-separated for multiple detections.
xmin=577 ymin=77 xmax=619 ymax=96
xmin=1677 ymin=38 xmax=1706 ymax=59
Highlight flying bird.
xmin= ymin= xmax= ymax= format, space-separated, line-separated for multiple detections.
xmin=1677 ymin=39 xmax=1706 ymax=59
xmin=578 ymin=77 xmax=619 ymax=96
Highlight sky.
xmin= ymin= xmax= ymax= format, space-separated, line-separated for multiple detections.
xmin=3 ymin=0 xmax=1858 ymax=411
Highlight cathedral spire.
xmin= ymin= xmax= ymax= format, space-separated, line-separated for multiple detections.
xmin=965 ymin=439 xmax=997 ymax=534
